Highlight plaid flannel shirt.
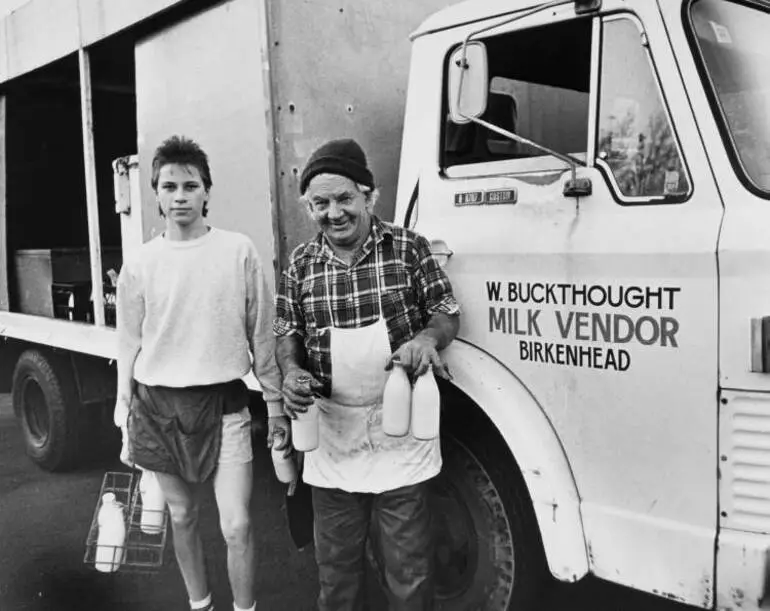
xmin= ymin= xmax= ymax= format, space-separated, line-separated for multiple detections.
xmin=274 ymin=216 xmax=460 ymax=397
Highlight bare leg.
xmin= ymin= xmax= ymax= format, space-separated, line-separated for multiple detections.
xmin=214 ymin=460 xmax=255 ymax=608
xmin=154 ymin=471 xmax=209 ymax=602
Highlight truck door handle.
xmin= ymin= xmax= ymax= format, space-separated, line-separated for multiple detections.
xmin=750 ymin=317 xmax=770 ymax=373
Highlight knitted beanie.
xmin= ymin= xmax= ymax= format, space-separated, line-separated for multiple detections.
xmin=299 ymin=138 xmax=374 ymax=194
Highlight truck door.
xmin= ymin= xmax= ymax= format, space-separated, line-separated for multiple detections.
xmin=409 ymin=1 xmax=722 ymax=605
xmin=564 ymin=4 xmax=721 ymax=603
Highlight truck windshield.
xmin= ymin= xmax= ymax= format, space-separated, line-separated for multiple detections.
xmin=689 ymin=0 xmax=770 ymax=193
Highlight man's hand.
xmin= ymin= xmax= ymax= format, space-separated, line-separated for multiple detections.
xmin=267 ymin=415 xmax=292 ymax=457
xmin=282 ymin=368 xmax=322 ymax=419
xmin=385 ymin=334 xmax=451 ymax=379
xmin=113 ymin=395 xmax=131 ymax=429
xmin=119 ymin=425 xmax=134 ymax=468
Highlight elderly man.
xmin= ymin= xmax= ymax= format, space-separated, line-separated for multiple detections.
xmin=274 ymin=138 xmax=461 ymax=610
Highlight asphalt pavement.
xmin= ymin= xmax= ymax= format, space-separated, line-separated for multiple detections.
xmin=0 ymin=395 xmax=694 ymax=611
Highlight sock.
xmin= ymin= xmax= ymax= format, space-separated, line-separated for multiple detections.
xmin=190 ymin=593 xmax=212 ymax=610
xmin=233 ymin=603 xmax=255 ymax=611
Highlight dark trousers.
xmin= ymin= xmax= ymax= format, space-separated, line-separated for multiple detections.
xmin=312 ymin=482 xmax=434 ymax=611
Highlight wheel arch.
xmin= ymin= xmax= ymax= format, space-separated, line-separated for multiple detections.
xmin=0 ymin=338 xmax=25 ymax=394
xmin=441 ymin=339 xmax=589 ymax=582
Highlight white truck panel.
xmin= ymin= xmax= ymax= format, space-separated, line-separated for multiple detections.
xmin=0 ymin=0 xmax=187 ymax=85
xmin=0 ymin=311 xmax=117 ymax=359
xmin=0 ymin=0 xmax=78 ymax=83
xmin=0 ymin=311 xmax=263 ymax=392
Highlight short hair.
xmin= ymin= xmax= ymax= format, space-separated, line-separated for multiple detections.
xmin=150 ymin=135 xmax=212 ymax=192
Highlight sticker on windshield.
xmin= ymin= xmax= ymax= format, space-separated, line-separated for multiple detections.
xmin=663 ymin=171 xmax=680 ymax=195
xmin=709 ymin=21 xmax=732 ymax=45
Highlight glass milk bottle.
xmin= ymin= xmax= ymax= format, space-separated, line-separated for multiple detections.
xmin=271 ymin=430 xmax=298 ymax=483
xmin=291 ymin=374 xmax=319 ymax=452
xmin=411 ymin=368 xmax=441 ymax=440
xmin=382 ymin=359 xmax=412 ymax=437
xmin=139 ymin=469 xmax=165 ymax=535
xmin=95 ymin=493 xmax=126 ymax=572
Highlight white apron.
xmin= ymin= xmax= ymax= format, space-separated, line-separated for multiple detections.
xmin=302 ymin=242 xmax=441 ymax=493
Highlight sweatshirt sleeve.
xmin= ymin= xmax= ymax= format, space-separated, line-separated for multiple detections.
xmin=116 ymin=260 xmax=144 ymax=400
xmin=245 ymin=245 xmax=285 ymax=417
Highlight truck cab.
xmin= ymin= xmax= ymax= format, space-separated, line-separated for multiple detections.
xmin=397 ymin=0 xmax=770 ymax=608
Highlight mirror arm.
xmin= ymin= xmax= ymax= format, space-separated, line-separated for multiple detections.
xmin=462 ymin=117 xmax=592 ymax=197
xmin=469 ymin=116 xmax=583 ymax=169
xmin=463 ymin=0 xmax=569 ymax=44
xmin=452 ymin=0 xmax=592 ymax=197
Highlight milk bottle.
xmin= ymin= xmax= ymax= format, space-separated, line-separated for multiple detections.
xmin=382 ymin=359 xmax=412 ymax=437
xmin=95 ymin=493 xmax=126 ymax=572
xmin=411 ymin=368 xmax=441 ymax=440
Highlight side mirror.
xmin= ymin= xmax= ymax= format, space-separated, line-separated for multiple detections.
xmin=447 ymin=41 xmax=488 ymax=125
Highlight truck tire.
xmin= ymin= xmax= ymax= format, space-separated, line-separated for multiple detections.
xmin=432 ymin=421 xmax=547 ymax=610
xmin=12 ymin=349 xmax=80 ymax=472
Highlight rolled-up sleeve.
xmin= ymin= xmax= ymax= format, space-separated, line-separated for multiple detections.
xmin=412 ymin=234 xmax=461 ymax=317
xmin=273 ymin=262 xmax=306 ymax=338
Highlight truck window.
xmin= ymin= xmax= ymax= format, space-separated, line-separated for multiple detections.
xmin=597 ymin=17 xmax=691 ymax=201
xmin=442 ymin=18 xmax=591 ymax=174
xmin=688 ymin=0 xmax=770 ymax=194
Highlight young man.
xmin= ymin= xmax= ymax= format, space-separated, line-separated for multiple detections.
xmin=274 ymin=138 xmax=461 ymax=610
xmin=114 ymin=135 xmax=288 ymax=611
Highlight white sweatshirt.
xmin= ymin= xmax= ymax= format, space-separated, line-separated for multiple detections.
xmin=116 ymin=227 xmax=283 ymax=415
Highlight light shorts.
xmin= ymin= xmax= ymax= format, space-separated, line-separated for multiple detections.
xmin=218 ymin=407 xmax=253 ymax=465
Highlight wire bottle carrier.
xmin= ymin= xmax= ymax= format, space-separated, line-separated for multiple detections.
xmin=84 ymin=471 xmax=169 ymax=572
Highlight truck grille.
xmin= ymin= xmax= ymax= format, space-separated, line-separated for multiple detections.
xmin=721 ymin=393 xmax=770 ymax=533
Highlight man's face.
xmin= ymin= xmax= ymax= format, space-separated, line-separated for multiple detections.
xmin=156 ymin=163 xmax=208 ymax=227
xmin=305 ymin=174 xmax=372 ymax=249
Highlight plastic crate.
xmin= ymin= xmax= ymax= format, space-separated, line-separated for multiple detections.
xmin=84 ymin=470 xmax=169 ymax=572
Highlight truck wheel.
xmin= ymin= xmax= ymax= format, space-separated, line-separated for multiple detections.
xmin=12 ymin=349 xmax=80 ymax=471
xmin=432 ymin=430 xmax=547 ymax=610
